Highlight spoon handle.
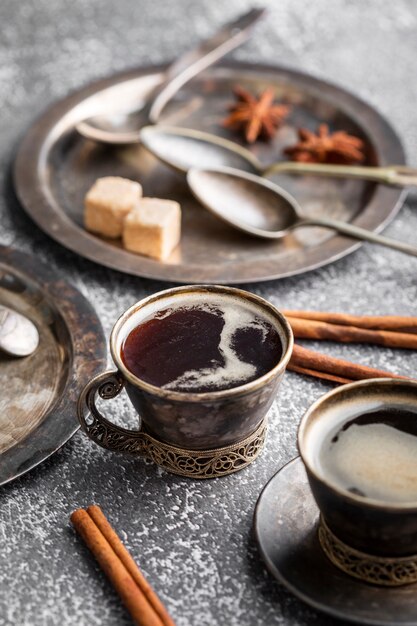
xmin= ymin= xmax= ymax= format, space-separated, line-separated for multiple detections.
xmin=148 ymin=8 xmax=265 ymax=123
xmin=299 ymin=217 xmax=417 ymax=257
xmin=264 ymin=162 xmax=417 ymax=187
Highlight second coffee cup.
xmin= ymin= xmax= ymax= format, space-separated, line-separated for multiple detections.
xmin=298 ymin=378 xmax=417 ymax=586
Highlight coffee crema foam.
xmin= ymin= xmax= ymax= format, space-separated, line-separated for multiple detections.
xmin=120 ymin=295 xmax=283 ymax=394
xmin=163 ymin=302 xmax=269 ymax=391
xmin=318 ymin=409 xmax=417 ymax=504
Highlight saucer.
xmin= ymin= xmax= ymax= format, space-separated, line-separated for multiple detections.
xmin=254 ymin=457 xmax=417 ymax=626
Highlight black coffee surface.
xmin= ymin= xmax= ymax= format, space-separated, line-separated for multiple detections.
xmin=121 ymin=301 xmax=282 ymax=393
xmin=319 ymin=408 xmax=417 ymax=503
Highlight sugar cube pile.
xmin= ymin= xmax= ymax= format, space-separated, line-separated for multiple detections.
xmin=84 ymin=177 xmax=181 ymax=260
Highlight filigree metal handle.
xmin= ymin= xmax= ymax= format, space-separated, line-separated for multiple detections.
xmin=77 ymin=370 xmax=149 ymax=453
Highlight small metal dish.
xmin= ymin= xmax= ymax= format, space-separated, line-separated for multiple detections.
xmin=0 ymin=246 xmax=106 ymax=486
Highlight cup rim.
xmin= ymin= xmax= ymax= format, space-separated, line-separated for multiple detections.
xmin=298 ymin=377 xmax=417 ymax=511
xmin=110 ymin=284 xmax=294 ymax=402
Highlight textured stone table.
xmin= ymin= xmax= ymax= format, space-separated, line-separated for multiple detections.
xmin=1 ymin=1 xmax=416 ymax=624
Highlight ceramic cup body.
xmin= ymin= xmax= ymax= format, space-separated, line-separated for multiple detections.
xmin=298 ymin=379 xmax=417 ymax=557
xmin=113 ymin=285 xmax=292 ymax=449
xmin=83 ymin=285 xmax=293 ymax=452
xmin=123 ymin=374 xmax=284 ymax=450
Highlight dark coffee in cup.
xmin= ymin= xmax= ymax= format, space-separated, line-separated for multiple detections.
xmin=121 ymin=296 xmax=283 ymax=393
xmin=317 ymin=407 xmax=417 ymax=504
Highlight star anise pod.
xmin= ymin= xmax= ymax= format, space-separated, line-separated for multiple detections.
xmin=284 ymin=124 xmax=365 ymax=164
xmin=222 ymin=86 xmax=290 ymax=144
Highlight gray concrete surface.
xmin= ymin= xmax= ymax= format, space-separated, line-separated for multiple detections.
xmin=0 ymin=1 xmax=416 ymax=624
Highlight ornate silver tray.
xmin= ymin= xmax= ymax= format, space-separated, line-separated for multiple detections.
xmin=14 ymin=62 xmax=406 ymax=283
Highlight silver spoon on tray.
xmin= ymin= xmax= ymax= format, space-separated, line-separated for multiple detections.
xmin=0 ymin=305 xmax=39 ymax=357
xmin=76 ymin=8 xmax=265 ymax=145
xmin=140 ymin=125 xmax=417 ymax=187
xmin=187 ymin=167 xmax=417 ymax=257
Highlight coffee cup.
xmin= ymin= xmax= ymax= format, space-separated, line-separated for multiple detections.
xmin=298 ymin=378 xmax=417 ymax=585
xmin=78 ymin=285 xmax=293 ymax=478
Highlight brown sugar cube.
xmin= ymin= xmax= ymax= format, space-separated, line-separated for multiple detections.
xmin=84 ymin=176 xmax=142 ymax=238
xmin=123 ymin=198 xmax=181 ymax=260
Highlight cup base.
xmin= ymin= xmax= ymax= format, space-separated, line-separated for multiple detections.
xmin=318 ymin=516 xmax=417 ymax=587
xmin=138 ymin=417 xmax=267 ymax=478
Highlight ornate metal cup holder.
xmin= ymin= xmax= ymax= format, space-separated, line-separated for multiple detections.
xmin=77 ymin=371 xmax=267 ymax=479
xmin=318 ymin=516 xmax=417 ymax=587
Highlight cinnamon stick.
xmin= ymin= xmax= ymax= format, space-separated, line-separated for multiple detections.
xmin=287 ymin=363 xmax=352 ymax=385
xmin=291 ymin=344 xmax=409 ymax=382
xmin=71 ymin=509 xmax=167 ymax=626
xmin=283 ymin=310 xmax=417 ymax=334
xmin=86 ymin=506 xmax=175 ymax=626
xmin=287 ymin=316 xmax=417 ymax=350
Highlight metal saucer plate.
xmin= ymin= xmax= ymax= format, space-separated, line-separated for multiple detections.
xmin=254 ymin=457 xmax=417 ymax=626
xmin=13 ymin=62 xmax=405 ymax=284
xmin=0 ymin=246 xmax=106 ymax=486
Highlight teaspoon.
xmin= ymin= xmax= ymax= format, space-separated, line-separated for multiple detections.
xmin=76 ymin=8 xmax=265 ymax=145
xmin=187 ymin=167 xmax=417 ymax=257
xmin=141 ymin=125 xmax=417 ymax=187
xmin=0 ymin=305 xmax=39 ymax=357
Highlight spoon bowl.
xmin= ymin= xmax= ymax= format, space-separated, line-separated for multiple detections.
xmin=141 ymin=125 xmax=258 ymax=174
xmin=187 ymin=167 xmax=417 ymax=257
xmin=187 ymin=167 xmax=297 ymax=238
xmin=0 ymin=305 xmax=39 ymax=357
xmin=77 ymin=110 xmax=148 ymax=145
